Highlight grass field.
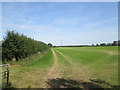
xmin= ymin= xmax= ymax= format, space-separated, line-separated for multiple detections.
xmin=8 ymin=46 xmax=119 ymax=89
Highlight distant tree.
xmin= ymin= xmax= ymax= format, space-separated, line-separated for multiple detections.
xmin=48 ymin=43 xmax=53 ymax=47
xmin=100 ymin=43 xmax=106 ymax=46
xmin=96 ymin=44 xmax=99 ymax=46
xmin=107 ymin=43 xmax=112 ymax=46
xmin=92 ymin=44 xmax=94 ymax=46
xmin=112 ymin=41 xmax=118 ymax=46
xmin=118 ymin=40 xmax=120 ymax=46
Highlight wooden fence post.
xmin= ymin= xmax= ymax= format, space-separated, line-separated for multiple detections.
xmin=6 ymin=65 xmax=9 ymax=88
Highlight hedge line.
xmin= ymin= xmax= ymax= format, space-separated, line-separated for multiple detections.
xmin=2 ymin=31 xmax=50 ymax=61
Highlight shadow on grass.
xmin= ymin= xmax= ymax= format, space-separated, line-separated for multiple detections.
xmin=46 ymin=78 xmax=103 ymax=89
xmin=46 ymin=78 xmax=120 ymax=90
xmin=2 ymin=78 xmax=120 ymax=90
xmin=90 ymin=79 xmax=120 ymax=89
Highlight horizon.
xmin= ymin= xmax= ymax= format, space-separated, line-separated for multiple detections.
xmin=2 ymin=2 xmax=118 ymax=46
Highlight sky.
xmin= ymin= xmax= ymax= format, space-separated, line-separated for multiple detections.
xmin=2 ymin=2 xmax=118 ymax=46
xmin=1 ymin=0 xmax=120 ymax=2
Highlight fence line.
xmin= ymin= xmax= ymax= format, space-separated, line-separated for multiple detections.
xmin=0 ymin=64 xmax=9 ymax=89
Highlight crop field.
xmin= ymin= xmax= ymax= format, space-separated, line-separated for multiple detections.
xmin=8 ymin=46 xmax=119 ymax=89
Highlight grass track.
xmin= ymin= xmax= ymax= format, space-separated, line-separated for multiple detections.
xmin=8 ymin=46 xmax=119 ymax=88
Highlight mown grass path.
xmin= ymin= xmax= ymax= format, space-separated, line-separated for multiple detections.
xmin=44 ymin=49 xmax=62 ymax=87
xmin=9 ymin=46 xmax=119 ymax=88
xmin=47 ymin=49 xmax=61 ymax=79
xmin=44 ymin=49 xmax=93 ymax=88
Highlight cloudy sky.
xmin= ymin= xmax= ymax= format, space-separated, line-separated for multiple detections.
xmin=2 ymin=2 xmax=118 ymax=45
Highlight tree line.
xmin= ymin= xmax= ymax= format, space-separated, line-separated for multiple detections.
xmin=2 ymin=31 xmax=50 ymax=61
xmin=54 ymin=41 xmax=120 ymax=47
xmin=93 ymin=41 xmax=120 ymax=46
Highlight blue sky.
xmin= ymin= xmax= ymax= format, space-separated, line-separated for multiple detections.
xmin=2 ymin=2 xmax=118 ymax=45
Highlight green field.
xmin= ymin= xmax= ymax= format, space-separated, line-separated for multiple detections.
xmin=8 ymin=46 xmax=119 ymax=89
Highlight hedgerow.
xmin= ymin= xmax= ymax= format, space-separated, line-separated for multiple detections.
xmin=2 ymin=31 xmax=50 ymax=61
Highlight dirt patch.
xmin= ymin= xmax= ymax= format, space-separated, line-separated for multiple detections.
xmin=109 ymin=52 xmax=118 ymax=55
xmin=10 ymin=64 xmax=20 ymax=67
xmin=103 ymin=50 xmax=119 ymax=55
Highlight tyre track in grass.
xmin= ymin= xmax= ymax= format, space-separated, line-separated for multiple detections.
xmin=44 ymin=48 xmax=92 ymax=88
xmin=54 ymin=49 xmax=77 ymax=66
xmin=47 ymin=49 xmax=61 ymax=79
xmin=54 ymin=49 xmax=92 ymax=82
xmin=44 ymin=49 xmax=63 ymax=88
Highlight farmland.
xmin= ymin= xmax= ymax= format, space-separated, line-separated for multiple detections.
xmin=2 ymin=2 xmax=119 ymax=89
xmin=8 ymin=46 xmax=119 ymax=89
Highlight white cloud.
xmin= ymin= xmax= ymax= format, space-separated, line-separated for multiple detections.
xmin=54 ymin=17 xmax=88 ymax=25
xmin=83 ymin=17 xmax=117 ymax=28
xmin=8 ymin=24 xmax=60 ymax=32
xmin=54 ymin=19 xmax=80 ymax=25
xmin=17 ymin=18 xmax=35 ymax=25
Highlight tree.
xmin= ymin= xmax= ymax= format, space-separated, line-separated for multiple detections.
xmin=100 ymin=43 xmax=106 ymax=46
xmin=96 ymin=44 xmax=99 ymax=46
xmin=118 ymin=40 xmax=120 ymax=46
xmin=107 ymin=43 xmax=112 ymax=46
xmin=112 ymin=41 xmax=118 ymax=46
xmin=48 ymin=43 xmax=53 ymax=47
